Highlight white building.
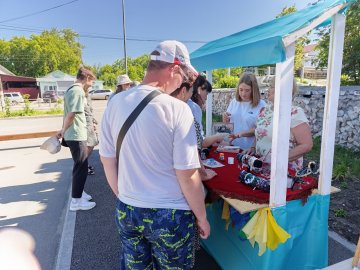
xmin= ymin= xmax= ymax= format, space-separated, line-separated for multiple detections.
xmin=302 ymin=44 xmax=327 ymax=79
xmin=37 ymin=70 xmax=104 ymax=96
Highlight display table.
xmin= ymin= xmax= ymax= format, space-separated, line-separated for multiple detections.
xmin=203 ymin=149 xmax=318 ymax=204
xmin=201 ymin=149 xmax=329 ymax=270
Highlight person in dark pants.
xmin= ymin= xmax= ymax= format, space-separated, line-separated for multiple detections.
xmin=57 ymin=67 xmax=96 ymax=211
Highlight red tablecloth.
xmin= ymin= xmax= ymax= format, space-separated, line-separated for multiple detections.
xmin=203 ymin=148 xmax=318 ymax=204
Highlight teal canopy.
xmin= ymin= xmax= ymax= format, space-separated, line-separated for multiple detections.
xmin=190 ymin=0 xmax=354 ymax=70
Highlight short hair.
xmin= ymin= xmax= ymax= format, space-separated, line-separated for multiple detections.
xmin=76 ymin=67 xmax=96 ymax=80
xmin=269 ymin=77 xmax=298 ymax=99
xmin=235 ymin=72 xmax=260 ymax=107
xmin=190 ymin=75 xmax=212 ymax=106
xmin=147 ymin=51 xmax=173 ymax=71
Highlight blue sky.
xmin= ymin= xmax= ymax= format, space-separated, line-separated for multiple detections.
xmin=1 ymin=0 xmax=311 ymax=66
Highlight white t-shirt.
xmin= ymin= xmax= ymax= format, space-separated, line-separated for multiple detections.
xmin=99 ymin=85 xmax=200 ymax=210
xmin=226 ymin=99 xmax=266 ymax=149
xmin=187 ymin=99 xmax=204 ymax=136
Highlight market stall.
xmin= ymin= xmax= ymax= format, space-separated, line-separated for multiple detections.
xmin=190 ymin=0 xmax=355 ymax=269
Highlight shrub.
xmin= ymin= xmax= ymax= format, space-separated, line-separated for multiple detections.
xmin=340 ymin=74 xmax=355 ymax=85
xmin=215 ymin=76 xmax=239 ymax=88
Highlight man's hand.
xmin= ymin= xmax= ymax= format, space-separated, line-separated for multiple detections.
xmin=197 ymin=218 xmax=210 ymax=239
xmin=56 ymin=129 xmax=64 ymax=139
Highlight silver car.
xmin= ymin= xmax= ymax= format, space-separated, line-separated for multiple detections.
xmin=89 ymin=89 xmax=113 ymax=100
xmin=3 ymin=92 xmax=24 ymax=104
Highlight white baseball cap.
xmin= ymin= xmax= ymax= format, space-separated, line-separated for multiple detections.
xmin=150 ymin=40 xmax=198 ymax=76
xmin=116 ymin=74 xmax=132 ymax=86
xmin=40 ymin=136 xmax=61 ymax=154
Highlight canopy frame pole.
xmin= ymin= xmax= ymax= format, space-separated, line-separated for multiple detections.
xmin=318 ymin=13 xmax=346 ymax=195
xmin=206 ymin=70 xmax=213 ymax=136
xmin=269 ymin=42 xmax=295 ymax=208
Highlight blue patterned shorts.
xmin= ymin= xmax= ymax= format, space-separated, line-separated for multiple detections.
xmin=115 ymin=200 xmax=196 ymax=270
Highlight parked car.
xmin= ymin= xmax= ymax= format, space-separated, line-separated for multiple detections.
xmin=43 ymin=90 xmax=59 ymax=103
xmin=89 ymin=89 xmax=113 ymax=100
xmin=3 ymin=92 xmax=24 ymax=105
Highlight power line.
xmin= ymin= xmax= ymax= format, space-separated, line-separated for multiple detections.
xmin=0 ymin=25 xmax=207 ymax=44
xmin=0 ymin=0 xmax=80 ymax=24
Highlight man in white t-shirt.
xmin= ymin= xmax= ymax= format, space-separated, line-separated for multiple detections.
xmin=99 ymin=40 xmax=210 ymax=269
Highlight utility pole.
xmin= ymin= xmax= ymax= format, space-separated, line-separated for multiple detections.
xmin=122 ymin=0 xmax=128 ymax=74
xmin=0 ymin=76 xmax=4 ymax=111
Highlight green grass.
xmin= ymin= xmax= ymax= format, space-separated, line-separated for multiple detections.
xmin=0 ymin=108 xmax=63 ymax=118
xmin=334 ymin=208 xmax=346 ymax=218
xmin=305 ymin=136 xmax=360 ymax=179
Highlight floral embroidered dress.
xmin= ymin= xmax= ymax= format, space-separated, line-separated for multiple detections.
xmin=255 ymin=104 xmax=309 ymax=171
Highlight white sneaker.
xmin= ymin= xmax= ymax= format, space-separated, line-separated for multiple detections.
xmin=70 ymin=198 xmax=96 ymax=211
xmin=82 ymin=191 xmax=92 ymax=201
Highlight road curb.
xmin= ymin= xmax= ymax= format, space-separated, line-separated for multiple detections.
xmin=328 ymin=230 xmax=356 ymax=252
xmin=54 ymin=183 xmax=76 ymax=270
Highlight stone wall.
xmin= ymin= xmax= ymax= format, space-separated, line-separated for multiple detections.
xmin=211 ymin=86 xmax=360 ymax=150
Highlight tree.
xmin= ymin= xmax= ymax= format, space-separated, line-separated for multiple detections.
xmin=94 ymin=54 xmax=150 ymax=88
xmin=276 ymin=6 xmax=309 ymax=74
xmin=0 ymin=29 xmax=83 ymax=77
xmin=314 ymin=2 xmax=360 ymax=84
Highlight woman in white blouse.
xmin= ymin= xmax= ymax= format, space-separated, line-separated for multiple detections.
xmin=223 ymin=72 xmax=266 ymax=149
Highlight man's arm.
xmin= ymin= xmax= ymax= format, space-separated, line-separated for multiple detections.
xmin=100 ymin=156 xmax=118 ymax=196
xmin=176 ymin=168 xmax=210 ymax=239
xmin=57 ymin=112 xmax=75 ymax=138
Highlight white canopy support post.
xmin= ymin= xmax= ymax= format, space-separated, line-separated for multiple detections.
xmin=206 ymin=70 xmax=213 ymax=136
xmin=269 ymin=43 xmax=295 ymax=208
xmin=318 ymin=13 xmax=346 ymax=195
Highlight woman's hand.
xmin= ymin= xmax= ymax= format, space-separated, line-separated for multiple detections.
xmin=222 ymin=112 xmax=231 ymax=123
xmin=228 ymin=132 xmax=242 ymax=144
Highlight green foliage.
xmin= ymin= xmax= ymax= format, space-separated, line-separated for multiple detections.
xmin=314 ymin=2 xmax=360 ymax=84
xmin=94 ymin=54 xmax=150 ymax=88
xmin=215 ymin=76 xmax=239 ymax=88
xmin=333 ymin=162 xmax=350 ymax=181
xmin=212 ymin=67 xmax=243 ymax=88
xmin=296 ymin=77 xmax=309 ymax=84
xmin=0 ymin=29 xmax=83 ymax=77
xmin=22 ymin=94 xmax=33 ymax=114
xmin=340 ymin=74 xmax=355 ymax=86
xmin=4 ymin=97 xmax=11 ymax=117
xmin=276 ymin=6 xmax=309 ymax=73
xmin=339 ymin=181 xmax=348 ymax=189
xmin=305 ymin=136 xmax=360 ymax=179
xmin=0 ymin=107 xmax=63 ymax=118
xmin=334 ymin=208 xmax=346 ymax=218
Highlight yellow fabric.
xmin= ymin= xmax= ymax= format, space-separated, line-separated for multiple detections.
xmin=242 ymin=208 xmax=291 ymax=256
xmin=221 ymin=201 xmax=231 ymax=230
